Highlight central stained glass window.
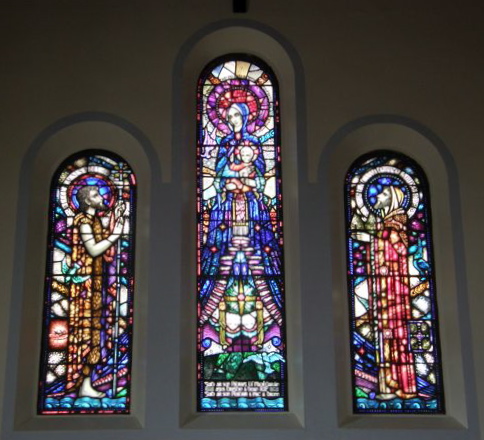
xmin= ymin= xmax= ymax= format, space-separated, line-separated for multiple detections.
xmin=197 ymin=55 xmax=287 ymax=411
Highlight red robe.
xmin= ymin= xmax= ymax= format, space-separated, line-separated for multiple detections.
xmin=371 ymin=208 xmax=417 ymax=397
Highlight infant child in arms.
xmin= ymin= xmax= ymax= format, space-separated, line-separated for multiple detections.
xmin=226 ymin=145 xmax=257 ymax=191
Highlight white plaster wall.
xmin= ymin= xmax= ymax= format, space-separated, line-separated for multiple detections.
xmin=0 ymin=1 xmax=482 ymax=439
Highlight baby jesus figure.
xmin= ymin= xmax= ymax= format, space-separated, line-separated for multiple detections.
xmin=225 ymin=145 xmax=258 ymax=192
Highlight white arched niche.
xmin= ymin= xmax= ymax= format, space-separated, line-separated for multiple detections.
xmin=8 ymin=117 xmax=154 ymax=431
xmin=176 ymin=25 xmax=304 ymax=429
xmin=325 ymin=121 xmax=468 ymax=430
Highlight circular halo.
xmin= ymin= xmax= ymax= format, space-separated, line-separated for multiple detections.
xmin=235 ymin=140 xmax=260 ymax=159
xmin=59 ymin=169 xmax=116 ymax=217
xmin=354 ymin=165 xmax=420 ymax=219
xmin=206 ymin=79 xmax=270 ymax=135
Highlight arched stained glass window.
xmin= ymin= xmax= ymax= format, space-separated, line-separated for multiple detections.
xmin=38 ymin=151 xmax=136 ymax=414
xmin=197 ymin=56 xmax=287 ymax=411
xmin=345 ymin=151 xmax=444 ymax=413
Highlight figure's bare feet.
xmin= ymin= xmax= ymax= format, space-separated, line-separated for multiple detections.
xmin=79 ymin=377 xmax=106 ymax=398
xmin=395 ymin=389 xmax=417 ymax=399
xmin=376 ymin=393 xmax=396 ymax=400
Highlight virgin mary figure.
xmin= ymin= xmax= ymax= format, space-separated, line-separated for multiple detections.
xmin=199 ymin=102 xmax=283 ymax=353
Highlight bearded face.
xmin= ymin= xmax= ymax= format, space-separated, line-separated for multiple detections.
xmin=374 ymin=187 xmax=392 ymax=210
xmin=77 ymin=186 xmax=108 ymax=212
xmin=87 ymin=189 xmax=107 ymax=211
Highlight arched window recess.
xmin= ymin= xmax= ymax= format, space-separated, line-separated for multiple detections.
xmin=196 ymin=55 xmax=288 ymax=412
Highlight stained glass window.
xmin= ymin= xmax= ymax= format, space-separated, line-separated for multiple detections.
xmin=38 ymin=151 xmax=136 ymax=414
xmin=197 ymin=56 xmax=287 ymax=411
xmin=345 ymin=152 xmax=444 ymax=413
